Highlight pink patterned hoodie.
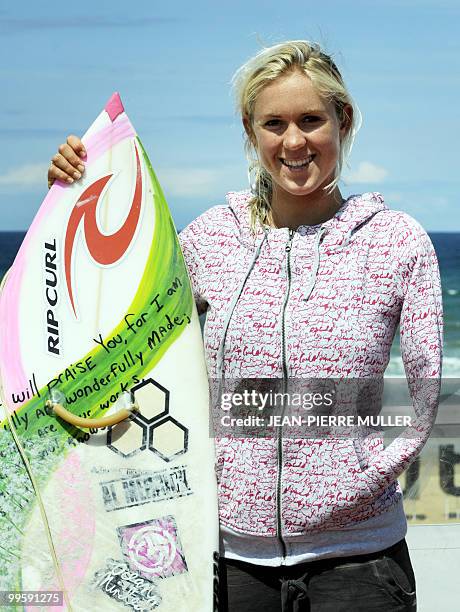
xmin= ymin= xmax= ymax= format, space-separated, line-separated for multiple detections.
xmin=179 ymin=191 xmax=442 ymax=558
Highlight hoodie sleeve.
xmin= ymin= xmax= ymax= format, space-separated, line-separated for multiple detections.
xmin=361 ymin=215 xmax=443 ymax=494
xmin=178 ymin=214 xmax=209 ymax=315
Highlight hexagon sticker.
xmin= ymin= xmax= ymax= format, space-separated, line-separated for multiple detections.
xmin=107 ymin=418 xmax=147 ymax=458
xmin=131 ymin=379 xmax=169 ymax=424
xmin=149 ymin=417 xmax=188 ymax=462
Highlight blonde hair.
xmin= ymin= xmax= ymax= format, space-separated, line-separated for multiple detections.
xmin=231 ymin=40 xmax=361 ymax=229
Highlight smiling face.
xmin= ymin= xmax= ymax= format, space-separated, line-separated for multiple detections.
xmin=246 ymin=69 xmax=349 ymax=207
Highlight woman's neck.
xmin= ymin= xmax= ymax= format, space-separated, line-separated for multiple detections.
xmin=269 ymin=186 xmax=345 ymax=229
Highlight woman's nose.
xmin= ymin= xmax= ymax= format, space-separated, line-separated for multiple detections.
xmin=283 ymin=122 xmax=307 ymax=149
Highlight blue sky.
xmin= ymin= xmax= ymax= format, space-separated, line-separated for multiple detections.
xmin=0 ymin=0 xmax=459 ymax=231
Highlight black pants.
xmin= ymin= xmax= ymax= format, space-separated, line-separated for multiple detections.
xmin=218 ymin=539 xmax=416 ymax=611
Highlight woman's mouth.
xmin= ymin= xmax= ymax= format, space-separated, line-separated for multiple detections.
xmin=280 ymin=154 xmax=315 ymax=170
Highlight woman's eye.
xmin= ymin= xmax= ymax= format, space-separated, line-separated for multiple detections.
xmin=264 ymin=116 xmax=321 ymax=128
xmin=265 ymin=119 xmax=281 ymax=127
xmin=302 ymin=115 xmax=321 ymax=123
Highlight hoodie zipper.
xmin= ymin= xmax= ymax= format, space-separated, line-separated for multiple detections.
xmin=277 ymin=228 xmax=295 ymax=561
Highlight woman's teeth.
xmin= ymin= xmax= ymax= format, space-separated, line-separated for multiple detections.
xmin=281 ymin=155 xmax=315 ymax=168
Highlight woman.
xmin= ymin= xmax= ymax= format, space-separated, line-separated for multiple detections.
xmin=47 ymin=41 xmax=442 ymax=611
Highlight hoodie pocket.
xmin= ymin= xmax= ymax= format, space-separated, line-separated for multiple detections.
xmin=215 ymin=436 xmax=279 ymax=536
xmin=281 ymin=438 xmax=383 ymax=534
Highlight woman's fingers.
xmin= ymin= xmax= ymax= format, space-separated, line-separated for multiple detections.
xmin=66 ymin=134 xmax=86 ymax=161
xmin=47 ymin=135 xmax=86 ymax=189
xmin=57 ymin=142 xmax=85 ymax=174
xmin=48 ymin=162 xmax=77 ymax=187
xmin=52 ymin=151 xmax=83 ymax=180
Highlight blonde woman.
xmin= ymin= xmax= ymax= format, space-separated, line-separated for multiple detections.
xmin=48 ymin=41 xmax=442 ymax=611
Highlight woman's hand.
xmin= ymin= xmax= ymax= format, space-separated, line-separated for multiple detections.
xmin=47 ymin=135 xmax=87 ymax=189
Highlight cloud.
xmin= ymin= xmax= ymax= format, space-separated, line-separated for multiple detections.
xmin=157 ymin=166 xmax=242 ymax=198
xmin=346 ymin=162 xmax=388 ymax=184
xmin=0 ymin=163 xmax=48 ymax=187
xmin=0 ymin=161 xmax=245 ymax=200
xmin=386 ymin=191 xmax=403 ymax=203
xmin=0 ymin=160 xmax=243 ymax=193
xmin=430 ymin=195 xmax=449 ymax=208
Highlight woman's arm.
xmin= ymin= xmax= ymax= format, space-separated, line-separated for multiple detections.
xmin=362 ymin=217 xmax=443 ymax=494
xmin=179 ymin=219 xmax=209 ymax=316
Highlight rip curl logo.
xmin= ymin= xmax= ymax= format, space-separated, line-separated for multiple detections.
xmin=64 ymin=141 xmax=143 ymax=317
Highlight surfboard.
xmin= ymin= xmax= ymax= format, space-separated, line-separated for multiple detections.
xmin=0 ymin=93 xmax=219 ymax=611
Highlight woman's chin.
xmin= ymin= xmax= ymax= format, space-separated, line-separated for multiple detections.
xmin=277 ymin=179 xmax=321 ymax=199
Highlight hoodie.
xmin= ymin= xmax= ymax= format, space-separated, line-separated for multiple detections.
xmin=179 ymin=191 xmax=443 ymax=564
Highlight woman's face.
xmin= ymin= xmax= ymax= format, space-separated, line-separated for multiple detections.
xmin=247 ymin=70 xmax=348 ymax=201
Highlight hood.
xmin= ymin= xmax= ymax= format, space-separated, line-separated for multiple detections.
xmin=225 ymin=190 xmax=388 ymax=250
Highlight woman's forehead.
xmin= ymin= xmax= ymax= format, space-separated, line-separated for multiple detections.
xmin=253 ymin=72 xmax=331 ymax=118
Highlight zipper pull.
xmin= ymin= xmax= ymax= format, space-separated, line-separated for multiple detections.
xmin=285 ymin=229 xmax=295 ymax=252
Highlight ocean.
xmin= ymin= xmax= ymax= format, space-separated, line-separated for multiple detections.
xmin=1 ymin=231 xmax=459 ymax=377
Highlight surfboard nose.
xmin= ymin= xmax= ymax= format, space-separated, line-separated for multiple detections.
xmin=105 ymin=92 xmax=124 ymax=122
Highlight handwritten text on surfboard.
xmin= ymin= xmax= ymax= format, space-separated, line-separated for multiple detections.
xmin=64 ymin=142 xmax=142 ymax=318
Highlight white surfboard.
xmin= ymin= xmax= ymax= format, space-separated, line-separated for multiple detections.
xmin=0 ymin=93 xmax=219 ymax=611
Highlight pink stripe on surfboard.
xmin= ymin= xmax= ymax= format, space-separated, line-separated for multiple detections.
xmin=105 ymin=92 xmax=124 ymax=122
xmin=83 ymin=113 xmax=135 ymax=166
xmin=0 ymin=110 xmax=136 ymax=411
xmin=0 ymin=266 xmax=30 ymax=410
xmin=25 ymin=454 xmax=95 ymax=612
xmin=0 ymin=181 xmax=67 ymax=410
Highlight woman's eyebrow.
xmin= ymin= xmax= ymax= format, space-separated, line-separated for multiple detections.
xmin=258 ymin=110 xmax=324 ymax=119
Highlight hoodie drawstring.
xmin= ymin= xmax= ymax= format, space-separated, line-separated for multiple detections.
xmin=216 ymin=231 xmax=268 ymax=379
xmin=302 ymin=209 xmax=384 ymax=302
xmin=216 ymin=211 xmax=383 ymax=373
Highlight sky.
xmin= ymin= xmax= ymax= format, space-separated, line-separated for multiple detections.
xmin=0 ymin=0 xmax=459 ymax=231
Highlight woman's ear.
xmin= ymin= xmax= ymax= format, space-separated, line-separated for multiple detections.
xmin=340 ymin=104 xmax=353 ymax=138
xmin=243 ymin=115 xmax=256 ymax=147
